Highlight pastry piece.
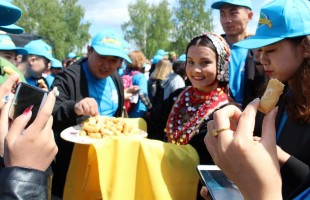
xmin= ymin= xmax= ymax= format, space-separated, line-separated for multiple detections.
xmin=3 ymin=66 xmax=15 ymax=75
xmin=258 ymin=78 xmax=285 ymax=114
xmin=80 ymin=116 xmax=142 ymax=138
xmin=88 ymin=132 xmax=102 ymax=139
xmin=37 ymin=79 xmax=48 ymax=89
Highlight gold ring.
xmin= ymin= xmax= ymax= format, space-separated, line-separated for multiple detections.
xmin=211 ymin=127 xmax=230 ymax=137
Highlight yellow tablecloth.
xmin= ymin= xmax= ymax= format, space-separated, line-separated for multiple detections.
xmin=63 ymin=119 xmax=199 ymax=200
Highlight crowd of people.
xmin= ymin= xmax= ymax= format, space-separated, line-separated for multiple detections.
xmin=0 ymin=0 xmax=309 ymax=199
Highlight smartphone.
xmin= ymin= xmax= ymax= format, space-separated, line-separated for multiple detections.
xmin=9 ymin=82 xmax=48 ymax=128
xmin=197 ymin=165 xmax=244 ymax=200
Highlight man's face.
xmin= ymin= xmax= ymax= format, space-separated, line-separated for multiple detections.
xmin=28 ymin=55 xmax=49 ymax=76
xmin=219 ymin=4 xmax=253 ymax=37
xmin=0 ymin=50 xmax=17 ymax=65
xmin=87 ymin=46 xmax=122 ymax=79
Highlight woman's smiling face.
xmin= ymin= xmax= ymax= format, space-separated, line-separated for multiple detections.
xmin=186 ymin=45 xmax=218 ymax=92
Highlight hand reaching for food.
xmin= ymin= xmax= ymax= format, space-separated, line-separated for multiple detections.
xmin=74 ymin=97 xmax=99 ymax=116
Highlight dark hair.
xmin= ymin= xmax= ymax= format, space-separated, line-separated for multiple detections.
xmin=172 ymin=60 xmax=186 ymax=80
xmin=185 ymin=34 xmax=229 ymax=93
xmin=285 ymin=36 xmax=310 ymax=123
xmin=185 ymin=35 xmax=217 ymax=62
xmin=65 ymin=58 xmax=75 ymax=68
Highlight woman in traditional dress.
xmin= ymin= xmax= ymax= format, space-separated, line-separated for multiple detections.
xmin=147 ymin=32 xmax=232 ymax=163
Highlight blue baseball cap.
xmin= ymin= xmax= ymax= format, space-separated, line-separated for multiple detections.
xmin=0 ymin=0 xmax=22 ymax=26
xmin=178 ymin=54 xmax=186 ymax=62
xmin=51 ymin=59 xmax=63 ymax=69
xmin=91 ymin=31 xmax=131 ymax=63
xmin=29 ymin=39 xmax=54 ymax=56
xmin=152 ymin=54 xmax=163 ymax=64
xmin=0 ymin=34 xmax=27 ymax=55
xmin=156 ymin=49 xmax=168 ymax=56
xmin=24 ymin=39 xmax=55 ymax=61
xmin=235 ymin=0 xmax=310 ymax=49
xmin=211 ymin=0 xmax=253 ymax=10
xmin=0 ymin=24 xmax=24 ymax=34
xmin=67 ymin=52 xmax=76 ymax=59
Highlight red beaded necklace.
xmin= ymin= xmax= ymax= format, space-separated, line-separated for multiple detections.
xmin=165 ymin=86 xmax=228 ymax=145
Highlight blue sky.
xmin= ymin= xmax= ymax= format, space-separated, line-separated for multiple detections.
xmin=77 ymin=0 xmax=270 ymax=39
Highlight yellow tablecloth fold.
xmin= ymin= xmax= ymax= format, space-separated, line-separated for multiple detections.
xmin=64 ymin=119 xmax=199 ymax=200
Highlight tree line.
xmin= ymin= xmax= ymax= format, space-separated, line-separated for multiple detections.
xmin=122 ymin=0 xmax=213 ymax=58
xmin=13 ymin=0 xmax=212 ymax=60
xmin=13 ymin=0 xmax=91 ymax=60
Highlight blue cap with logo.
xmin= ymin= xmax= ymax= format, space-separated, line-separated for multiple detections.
xmin=0 ymin=24 xmax=24 ymax=34
xmin=235 ymin=0 xmax=310 ymax=49
xmin=156 ymin=49 xmax=168 ymax=56
xmin=0 ymin=0 xmax=22 ymax=26
xmin=211 ymin=0 xmax=253 ymax=10
xmin=51 ymin=59 xmax=63 ymax=69
xmin=24 ymin=39 xmax=55 ymax=61
xmin=91 ymin=31 xmax=132 ymax=63
xmin=0 ymin=34 xmax=27 ymax=55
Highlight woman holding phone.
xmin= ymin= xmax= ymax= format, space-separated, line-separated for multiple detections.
xmin=0 ymin=73 xmax=58 ymax=199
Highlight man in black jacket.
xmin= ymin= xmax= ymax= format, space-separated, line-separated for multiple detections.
xmin=51 ymin=30 xmax=131 ymax=198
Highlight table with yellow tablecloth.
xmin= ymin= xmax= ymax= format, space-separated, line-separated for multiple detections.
xmin=63 ymin=119 xmax=200 ymax=200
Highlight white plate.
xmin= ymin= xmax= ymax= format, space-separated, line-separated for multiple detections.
xmin=60 ymin=124 xmax=148 ymax=145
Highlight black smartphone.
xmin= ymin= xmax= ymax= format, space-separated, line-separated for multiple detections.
xmin=196 ymin=165 xmax=244 ymax=200
xmin=9 ymin=82 xmax=48 ymax=128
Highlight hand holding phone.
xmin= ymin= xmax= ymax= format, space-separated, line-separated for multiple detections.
xmin=9 ymin=82 xmax=48 ymax=128
xmin=4 ymin=88 xmax=58 ymax=171
xmin=197 ymin=165 xmax=244 ymax=200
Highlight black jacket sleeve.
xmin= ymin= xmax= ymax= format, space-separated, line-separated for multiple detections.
xmin=281 ymin=156 xmax=310 ymax=194
xmin=286 ymin=172 xmax=310 ymax=200
xmin=51 ymin=59 xmax=88 ymax=133
xmin=0 ymin=167 xmax=50 ymax=200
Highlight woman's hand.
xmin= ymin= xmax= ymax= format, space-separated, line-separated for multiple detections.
xmin=4 ymin=88 xmax=58 ymax=171
xmin=0 ymin=74 xmax=20 ymax=156
xmin=200 ymin=186 xmax=211 ymax=200
xmin=204 ymin=99 xmax=282 ymax=200
xmin=0 ymin=73 xmax=19 ymax=110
